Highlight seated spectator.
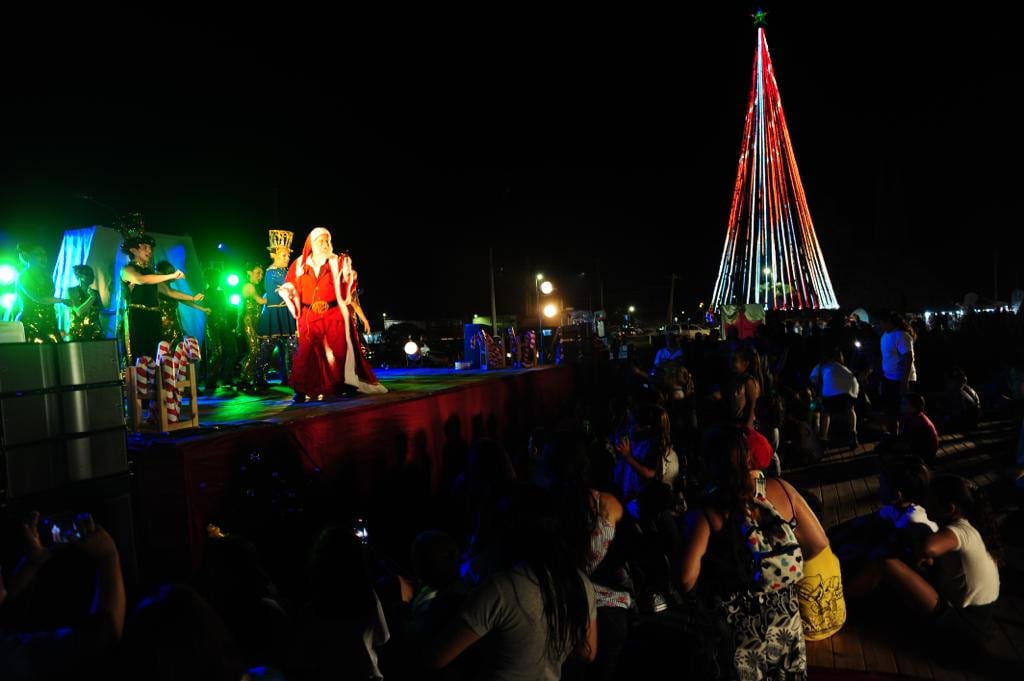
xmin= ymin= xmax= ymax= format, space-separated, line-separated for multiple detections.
xmin=844 ymin=458 xmax=938 ymax=598
xmin=429 ymin=484 xmax=598 ymax=679
xmin=843 ymin=475 xmax=1001 ymax=661
xmin=0 ymin=512 xmax=125 ymax=681
xmin=193 ymin=530 xmax=290 ymax=670
xmin=902 ymin=394 xmax=940 ymax=464
xmin=938 ymin=369 xmax=981 ymax=433
xmin=877 ymin=458 xmax=939 ymax=539
xmin=659 ymin=362 xmax=698 ymax=471
xmin=405 ymin=530 xmax=468 ymax=638
xmin=456 ymin=439 xmax=517 ymax=585
xmin=291 ymin=527 xmax=390 ymax=681
xmin=545 ymin=431 xmax=633 ymax=679
xmin=614 ymin=404 xmax=683 ymax=520
xmin=116 ymin=583 xmax=238 ymax=681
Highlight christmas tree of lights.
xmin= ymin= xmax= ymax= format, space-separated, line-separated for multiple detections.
xmin=711 ymin=20 xmax=838 ymax=311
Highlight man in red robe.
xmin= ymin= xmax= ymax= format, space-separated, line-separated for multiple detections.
xmin=278 ymin=227 xmax=387 ymax=403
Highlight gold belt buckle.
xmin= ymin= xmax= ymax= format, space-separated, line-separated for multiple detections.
xmin=311 ymin=300 xmax=329 ymax=314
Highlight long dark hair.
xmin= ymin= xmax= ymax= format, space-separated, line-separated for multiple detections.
xmin=500 ymin=483 xmax=592 ymax=661
xmin=888 ymin=312 xmax=917 ymax=341
xmin=706 ymin=426 xmax=755 ymax=515
xmin=929 ymin=475 xmax=1003 ymax=566
xmin=734 ymin=346 xmax=764 ymax=389
xmin=306 ymin=526 xmax=377 ymax=620
xmin=543 ymin=430 xmax=599 ymax=554
xmin=634 ymin=403 xmax=673 ymax=472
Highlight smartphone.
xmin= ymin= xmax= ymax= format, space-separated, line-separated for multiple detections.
xmin=353 ymin=516 xmax=369 ymax=545
xmin=44 ymin=514 xmax=82 ymax=544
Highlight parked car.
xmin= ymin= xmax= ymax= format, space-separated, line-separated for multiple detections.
xmin=680 ymin=323 xmax=712 ymax=339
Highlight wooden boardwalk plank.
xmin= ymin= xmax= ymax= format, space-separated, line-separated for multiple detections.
xmin=829 ymin=624 xmax=866 ymax=673
xmin=893 ymin=644 xmax=935 ymax=680
xmin=859 ymin=627 xmax=899 ymax=675
xmin=805 ymin=636 xmax=834 ymax=670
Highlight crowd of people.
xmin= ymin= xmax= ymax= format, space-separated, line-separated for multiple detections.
xmin=2 ymin=308 xmax=1017 ymax=680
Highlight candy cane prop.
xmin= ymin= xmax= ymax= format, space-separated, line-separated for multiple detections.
xmin=134 ymin=356 xmax=156 ymax=400
xmin=153 ymin=341 xmax=179 ymax=423
xmin=522 ymin=330 xmax=537 ymax=368
xmin=181 ymin=335 xmax=202 ymax=363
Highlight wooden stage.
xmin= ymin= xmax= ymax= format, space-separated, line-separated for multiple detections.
xmin=128 ymin=366 xmax=575 ymax=579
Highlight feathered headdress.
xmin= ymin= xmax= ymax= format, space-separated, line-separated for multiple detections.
xmin=118 ymin=213 xmax=155 ymax=255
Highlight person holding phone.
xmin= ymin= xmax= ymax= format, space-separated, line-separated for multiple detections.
xmin=0 ymin=511 xmax=126 ymax=679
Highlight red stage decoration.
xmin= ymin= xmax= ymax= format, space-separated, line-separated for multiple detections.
xmin=720 ymin=303 xmax=766 ymax=340
xmin=711 ymin=26 xmax=838 ymax=312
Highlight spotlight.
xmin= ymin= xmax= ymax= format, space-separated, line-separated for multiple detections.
xmin=628 ymin=306 xmax=636 ymax=313
xmin=543 ymin=303 xmax=558 ymax=319
xmin=217 ymin=243 xmax=225 ymax=250
xmin=229 ymin=294 xmax=241 ymax=306
xmin=0 ymin=292 xmax=16 ymax=310
xmin=226 ymin=274 xmax=240 ymax=287
xmin=0 ymin=264 xmax=17 ymax=285
xmin=540 ymin=281 xmax=554 ymax=295
xmin=854 ymin=340 xmax=862 ymax=349
xmin=404 ymin=341 xmax=420 ymax=356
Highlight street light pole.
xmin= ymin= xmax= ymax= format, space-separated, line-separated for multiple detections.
xmin=536 ymin=275 xmax=543 ymax=365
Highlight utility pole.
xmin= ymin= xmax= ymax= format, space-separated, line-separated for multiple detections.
xmin=489 ymin=247 xmax=498 ymax=336
xmin=666 ymin=273 xmax=677 ymax=343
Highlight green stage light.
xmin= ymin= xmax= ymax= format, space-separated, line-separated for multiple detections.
xmin=226 ymin=273 xmax=240 ymax=287
xmin=1 ymin=292 xmax=16 ymax=310
xmin=0 ymin=264 xmax=17 ymax=286
xmin=229 ymin=293 xmax=241 ymax=306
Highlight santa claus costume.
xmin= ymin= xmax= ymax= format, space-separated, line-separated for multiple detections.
xmin=277 ymin=228 xmax=387 ymax=401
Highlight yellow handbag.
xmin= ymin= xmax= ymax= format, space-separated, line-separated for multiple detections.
xmin=796 ymin=544 xmax=846 ymax=640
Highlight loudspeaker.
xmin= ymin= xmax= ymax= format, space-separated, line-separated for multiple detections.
xmin=2 ymin=428 xmax=127 ymax=499
xmin=1 ymin=338 xmax=127 ymax=501
xmin=57 ymin=340 xmax=121 ymax=386
xmin=61 ymin=385 xmax=126 ymax=434
xmin=1 ymin=393 xmax=62 ymax=446
xmin=0 ymin=343 xmax=59 ymax=393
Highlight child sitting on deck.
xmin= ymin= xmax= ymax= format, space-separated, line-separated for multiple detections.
xmin=838 ymin=457 xmax=938 ymax=581
xmin=844 ymin=474 xmax=1002 ymax=662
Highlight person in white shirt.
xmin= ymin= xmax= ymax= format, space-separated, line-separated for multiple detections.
xmin=810 ymin=348 xmax=860 ymax=446
xmin=880 ymin=313 xmax=917 ymax=433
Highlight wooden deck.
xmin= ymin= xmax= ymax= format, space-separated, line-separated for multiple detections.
xmin=786 ymin=420 xmax=1024 ymax=680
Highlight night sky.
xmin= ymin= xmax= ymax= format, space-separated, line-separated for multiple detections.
xmin=2 ymin=5 xmax=1020 ymax=322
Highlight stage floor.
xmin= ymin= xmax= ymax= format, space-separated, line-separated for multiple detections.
xmin=189 ymin=367 xmax=543 ymax=428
